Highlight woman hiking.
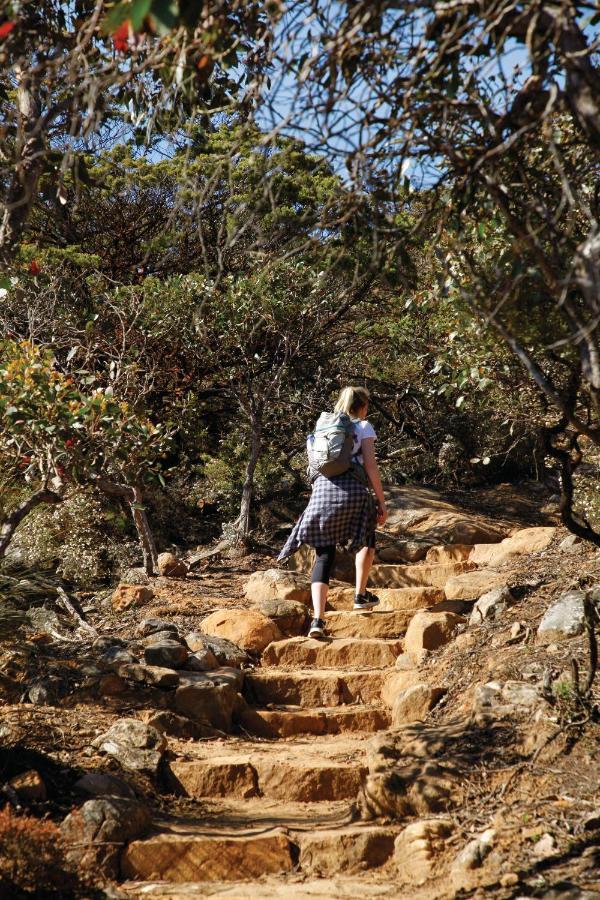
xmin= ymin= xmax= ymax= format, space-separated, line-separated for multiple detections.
xmin=278 ymin=386 xmax=388 ymax=639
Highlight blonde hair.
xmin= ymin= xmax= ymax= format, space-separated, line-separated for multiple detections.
xmin=334 ymin=385 xmax=370 ymax=417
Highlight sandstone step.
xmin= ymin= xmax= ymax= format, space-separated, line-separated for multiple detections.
xmin=122 ymin=829 xmax=295 ymax=883
xmin=168 ymin=738 xmax=368 ymax=801
xmin=122 ymin=881 xmax=399 ymax=899
xmin=262 ymin=636 xmax=402 ymax=669
xmin=245 ymin=668 xmax=386 ymax=707
xmin=368 ymin=561 xmax=475 ymax=589
xmin=239 ymin=703 xmax=390 ymax=738
xmin=325 ymin=609 xmax=410 ymax=639
xmin=297 ymin=824 xmax=397 ymax=876
xmin=328 ymin=586 xmax=445 ymax=611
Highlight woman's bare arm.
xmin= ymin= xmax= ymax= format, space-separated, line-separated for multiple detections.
xmin=361 ymin=438 xmax=387 ymax=524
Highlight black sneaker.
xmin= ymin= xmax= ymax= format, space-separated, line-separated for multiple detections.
xmin=308 ymin=617 xmax=326 ymax=638
xmin=353 ymin=591 xmax=380 ymax=611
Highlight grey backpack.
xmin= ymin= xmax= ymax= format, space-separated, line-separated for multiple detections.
xmin=307 ymin=411 xmax=355 ymax=479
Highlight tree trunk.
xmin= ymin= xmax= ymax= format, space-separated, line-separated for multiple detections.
xmin=0 ymin=66 xmax=44 ymax=262
xmin=130 ymin=484 xmax=159 ymax=576
xmin=95 ymin=478 xmax=158 ymax=576
xmin=236 ymin=412 xmax=262 ymax=546
xmin=0 ymin=488 xmax=62 ymax=560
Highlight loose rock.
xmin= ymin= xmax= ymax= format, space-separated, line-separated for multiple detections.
xmin=173 ymin=681 xmax=239 ymax=732
xmin=537 ymin=591 xmax=586 ymax=644
xmin=157 ymin=552 xmax=188 ymax=578
xmin=61 ymin=797 xmax=151 ymax=878
xmin=253 ymin=598 xmax=308 ymax=637
xmin=118 ymin=663 xmax=180 ymax=689
xmin=137 ymin=618 xmax=179 ymax=638
xmin=145 ymin=711 xmax=221 ymax=740
xmin=93 ymin=719 xmax=167 ymax=775
xmin=395 ymin=818 xmax=454 ymax=884
xmin=185 ymin=632 xmax=250 ymax=668
xmin=244 ymin=568 xmax=311 ymax=604
xmin=100 ymin=646 xmax=138 ymax=671
xmin=8 ymin=769 xmax=46 ymax=803
xmin=404 ymin=611 xmax=464 ymax=662
xmin=112 ymin=584 xmax=154 ymax=612
xmin=392 ymin=683 xmax=445 ymax=725
xmin=144 ymin=639 xmax=188 ymax=669
xmin=469 ymin=586 xmax=513 ymax=625
xmin=200 ymin=608 xmax=281 ymax=653
xmin=185 ymin=647 xmax=219 ymax=671
xmin=74 ymin=772 xmax=136 ymax=799
xmin=452 ymin=828 xmax=495 ymax=874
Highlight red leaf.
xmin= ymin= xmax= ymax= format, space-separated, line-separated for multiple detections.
xmin=0 ymin=21 xmax=16 ymax=38
xmin=113 ymin=22 xmax=130 ymax=52
xmin=29 ymin=260 xmax=41 ymax=275
xmin=197 ymin=55 xmax=212 ymax=69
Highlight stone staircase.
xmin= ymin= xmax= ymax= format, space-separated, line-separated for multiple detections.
xmin=121 ymin=555 xmax=480 ymax=897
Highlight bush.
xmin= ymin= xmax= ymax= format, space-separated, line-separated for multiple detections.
xmin=0 ymin=807 xmax=81 ymax=897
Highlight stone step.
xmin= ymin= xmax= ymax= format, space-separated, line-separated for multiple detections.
xmin=239 ymin=703 xmax=390 ymax=738
xmin=325 ymin=609 xmax=410 ymax=639
xmin=368 ymin=561 xmax=475 ymax=589
xmin=328 ymin=585 xmax=445 ymax=611
xmin=122 ymin=829 xmax=295 ymax=883
xmin=122 ymin=879 xmax=399 ymax=898
xmin=262 ymin=636 xmax=402 ymax=669
xmin=168 ymin=738 xmax=368 ymax=801
xmin=245 ymin=668 xmax=386 ymax=707
xmin=121 ymin=802 xmax=397 ymax=886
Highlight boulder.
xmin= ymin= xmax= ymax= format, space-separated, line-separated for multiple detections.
xmin=410 ymin=512 xmax=505 ymax=545
xmin=358 ymin=721 xmax=466 ymax=821
xmin=469 ymin=586 xmax=513 ymax=625
xmin=98 ymin=674 xmax=127 ymax=696
xmin=145 ymin=711 xmax=221 ymax=740
xmin=451 ymin=828 xmax=495 ymax=878
xmin=74 ymin=772 xmax=136 ymax=799
xmin=378 ymin=542 xmax=429 ymax=564
xmin=185 ymin=647 xmax=219 ymax=671
xmin=404 ymin=611 xmax=464 ymax=662
xmin=244 ymin=568 xmax=311 ymax=604
xmin=445 ymin=570 xmax=505 ymax=601
xmin=140 ymin=629 xmax=187 ymax=647
xmin=92 ymin=719 xmax=167 ymax=775
xmin=172 ymin=681 xmax=239 ymax=732
xmin=120 ymin=567 xmax=150 ymax=585
xmin=117 ymin=663 xmax=180 ymax=689
xmin=391 ymin=684 xmax=445 ymax=725
xmin=137 ymin=618 xmax=179 ymax=638
xmin=157 ymin=552 xmax=188 ymax=578
xmin=536 ymin=591 xmax=586 ymax=644
xmin=144 ymin=639 xmax=189 ymax=669
xmin=473 ymin=680 xmax=541 ymax=719
xmin=61 ymin=797 xmax=151 ymax=878
xmin=100 ymin=646 xmax=138 ymax=672
xmin=381 ymin=669 xmax=421 ymax=707
xmin=8 ymin=769 xmax=46 ymax=803
xmin=395 ymin=818 xmax=454 ymax=884
xmin=253 ymin=598 xmax=308 ymax=636
xmin=111 ymin=584 xmax=154 ymax=612
xmin=469 ymin=527 xmax=556 ymax=567
xmin=200 ymin=608 xmax=281 ymax=653
xmin=178 ymin=666 xmax=244 ymax=693
xmin=426 ymin=544 xmax=474 ymax=564
xmin=185 ymin=632 xmax=250 ymax=668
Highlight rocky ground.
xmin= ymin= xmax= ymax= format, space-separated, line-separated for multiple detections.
xmin=1 ymin=483 xmax=599 ymax=899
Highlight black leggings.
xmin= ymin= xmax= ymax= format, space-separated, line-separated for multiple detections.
xmin=311 ymin=533 xmax=376 ymax=585
xmin=311 ymin=545 xmax=336 ymax=585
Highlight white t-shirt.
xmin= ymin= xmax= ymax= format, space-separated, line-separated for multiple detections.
xmin=352 ymin=419 xmax=377 ymax=464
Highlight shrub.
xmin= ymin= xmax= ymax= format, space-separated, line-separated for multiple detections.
xmin=0 ymin=807 xmax=80 ymax=897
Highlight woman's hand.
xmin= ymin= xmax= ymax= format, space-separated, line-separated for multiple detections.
xmin=377 ymin=502 xmax=388 ymax=526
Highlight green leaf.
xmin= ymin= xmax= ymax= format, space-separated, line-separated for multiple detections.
xmin=0 ymin=276 xmax=11 ymax=291
xmin=106 ymin=0 xmax=152 ymax=32
xmin=151 ymin=0 xmax=178 ymax=34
